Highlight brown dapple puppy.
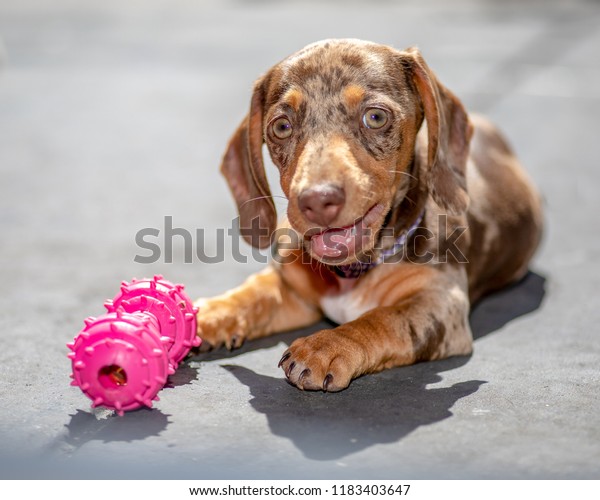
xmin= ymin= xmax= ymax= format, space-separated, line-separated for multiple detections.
xmin=195 ymin=39 xmax=543 ymax=392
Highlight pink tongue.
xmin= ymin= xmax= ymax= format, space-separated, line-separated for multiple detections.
xmin=311 ymin=227 xmax=354 ymax=259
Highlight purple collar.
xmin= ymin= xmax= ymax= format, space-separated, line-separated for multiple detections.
xmin=329 ymin=210 xmax=424 ymax=279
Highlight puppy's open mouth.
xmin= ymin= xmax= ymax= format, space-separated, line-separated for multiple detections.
xmin=307 ymin=204 xmax=386 ymax=262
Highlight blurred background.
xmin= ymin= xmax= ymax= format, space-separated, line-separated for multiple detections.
xmin=0 ymin=0 xmax=599 ymax=480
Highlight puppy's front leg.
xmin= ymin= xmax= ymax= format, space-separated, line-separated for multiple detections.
xmin=279 ymin=272 xmax=473 ymax=391
xmin=196 ymin=266 xmax=322 ymax=350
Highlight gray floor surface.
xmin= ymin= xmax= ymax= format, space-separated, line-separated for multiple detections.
xmin=1 ymin=0 xmax=599 ymax=480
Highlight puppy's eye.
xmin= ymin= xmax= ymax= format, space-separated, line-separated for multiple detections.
xmin=271 ymin=117 xmax=293 ymax=140
xmin=362 ymin=108 xmax=388 ymax=129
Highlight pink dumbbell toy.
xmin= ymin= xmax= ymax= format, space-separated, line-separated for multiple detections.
xmin=67 ymin=275 xmax=201 ymax=416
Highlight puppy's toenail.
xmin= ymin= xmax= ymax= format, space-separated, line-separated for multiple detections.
xmin=299 ymin=368 xmax=311 ymax=383
xmin=198 ymin=341 xmax=213 ymax=353
xmin=323 ymin=373 xmax=333 ymax=391
xmin=278 ymin=352 xmax=291 ymax=368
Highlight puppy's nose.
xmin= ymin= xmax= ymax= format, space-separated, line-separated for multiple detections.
xmin=298 ymin=184 xmax=345 ymax=226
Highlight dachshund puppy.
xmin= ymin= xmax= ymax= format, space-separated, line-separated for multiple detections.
xmin=195 ymin=39 xmax=543 ymax=391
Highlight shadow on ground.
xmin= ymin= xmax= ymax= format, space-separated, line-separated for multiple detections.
xmin=59 ymin=363 xmax=199 ymax=448
xmin=224 ymin=357 xmax=482 ymax=460
xmin=470 ymin=270 xmax=546 ymax=340
xmin=62 ymin=408 xmax=171 ymax=447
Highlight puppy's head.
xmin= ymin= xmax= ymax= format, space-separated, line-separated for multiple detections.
xmin=221 ymin=39 xmax=471 ymax=264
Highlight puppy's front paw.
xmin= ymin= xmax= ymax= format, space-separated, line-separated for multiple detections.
xmin=195 ymin=298 xmax=247 ymax=351
xmin=278 ymin=330 xmax=360 ymax=392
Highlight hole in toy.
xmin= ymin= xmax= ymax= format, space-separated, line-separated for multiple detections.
xmin=99 ymin=365 xmax=128 ymax=388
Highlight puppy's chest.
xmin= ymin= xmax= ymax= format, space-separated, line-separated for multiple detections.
xmin=319 ymin=283 xmax=376 ymax=324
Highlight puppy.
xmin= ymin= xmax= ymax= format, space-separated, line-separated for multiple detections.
xmin=195 ymin=39 xmax=543 ymax=392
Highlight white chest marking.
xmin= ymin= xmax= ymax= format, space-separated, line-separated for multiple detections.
xmin=319 ymin=292 xmax=375 ymax=325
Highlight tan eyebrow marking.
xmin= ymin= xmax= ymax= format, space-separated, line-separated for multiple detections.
xmin=343 ymin=84 xmax=365 ymax=109
xmin=283 ymin=88 xmax=304 ymax=111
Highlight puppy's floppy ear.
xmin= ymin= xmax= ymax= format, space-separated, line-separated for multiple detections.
xmin=220 ymin=76 xmax=276 ymax=249
xmin=403 ymin=47 xmax=472 ymax=214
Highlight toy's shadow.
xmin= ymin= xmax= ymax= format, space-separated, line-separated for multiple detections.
xmin=60 ymin=361 xmax=199 ymax=449
xmin=62 ymin=407 xmax=170 ymax=448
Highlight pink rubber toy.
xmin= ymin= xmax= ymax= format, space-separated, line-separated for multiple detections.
xmin=67 ymin=275 xmax=201 ymax=416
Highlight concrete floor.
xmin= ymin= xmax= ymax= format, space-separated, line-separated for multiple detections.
xmin=0 ymin=0 xmax=599 ymax=479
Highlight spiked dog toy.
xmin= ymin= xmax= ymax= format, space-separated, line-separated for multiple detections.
xmin=67 ymin=275 xmax=201 ymax=416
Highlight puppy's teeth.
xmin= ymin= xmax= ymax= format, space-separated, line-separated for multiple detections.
xmin=351 ymin=226 xmax=357 ymax=236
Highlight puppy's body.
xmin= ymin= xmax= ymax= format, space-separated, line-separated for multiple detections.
xmin=195 ymin=40 xmax=543 ymax=391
